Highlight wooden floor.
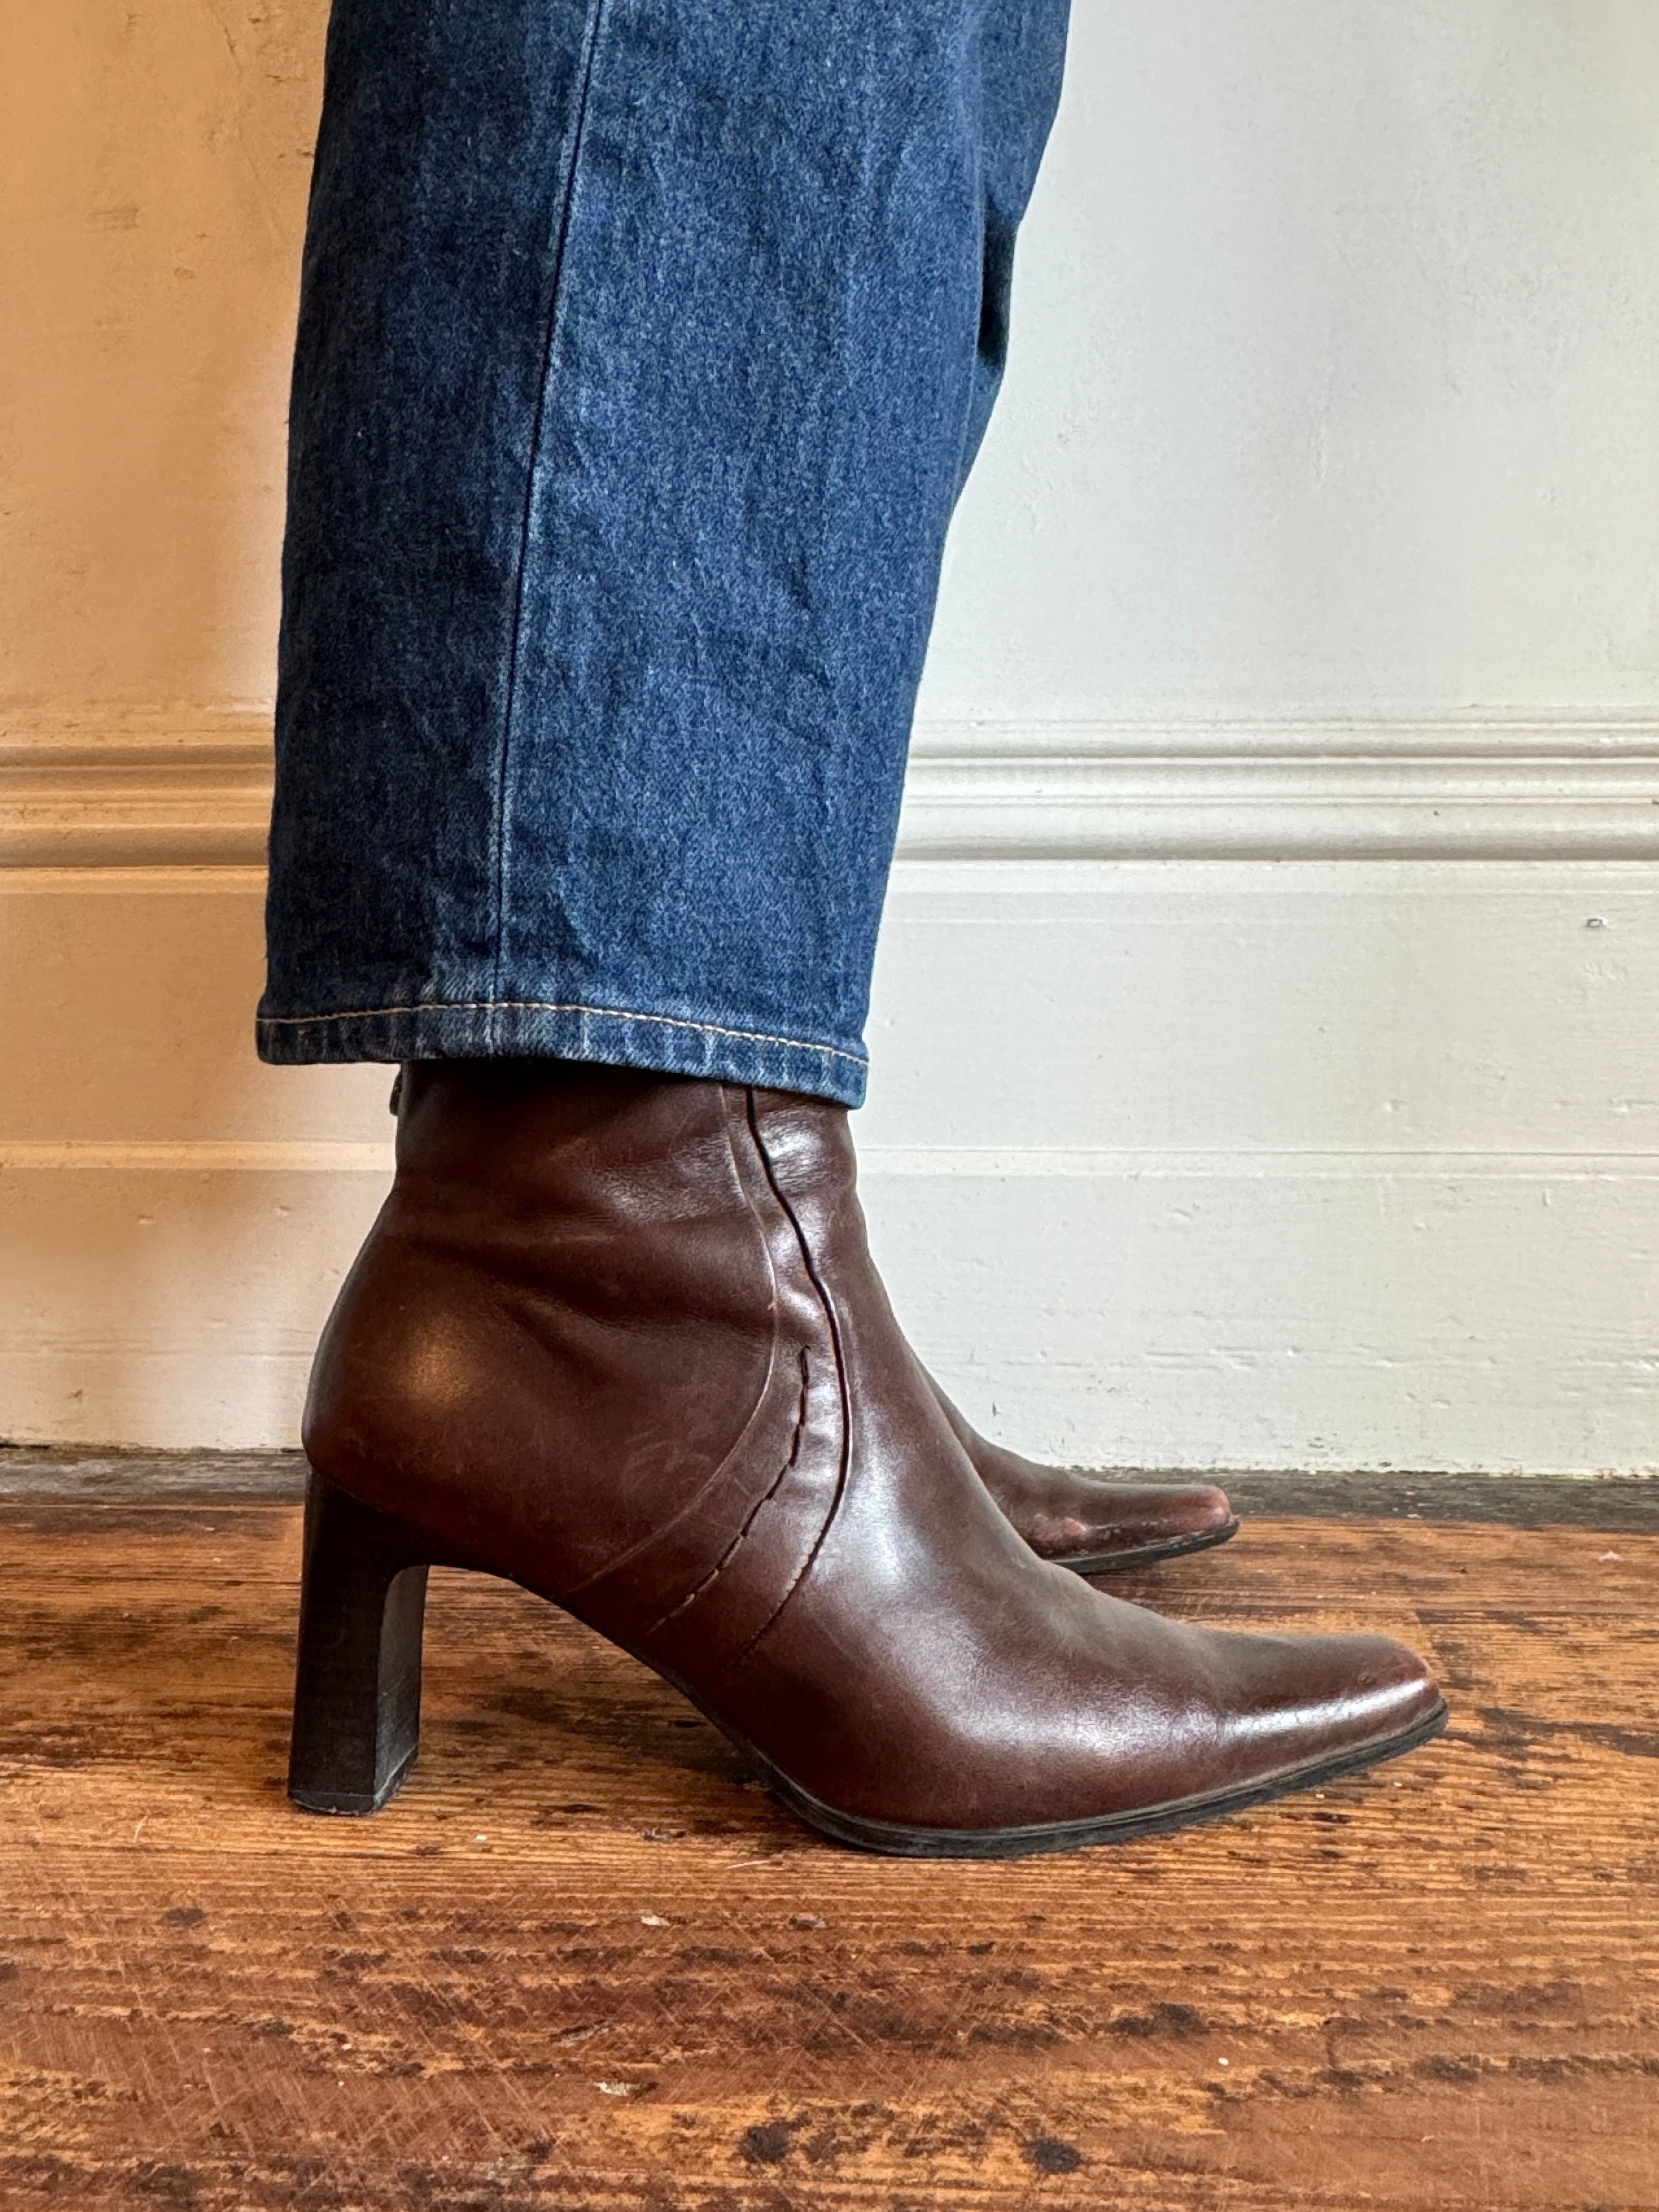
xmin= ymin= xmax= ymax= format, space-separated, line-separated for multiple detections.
xmin=1 ymin=1461 xmax=1656 ymax=2212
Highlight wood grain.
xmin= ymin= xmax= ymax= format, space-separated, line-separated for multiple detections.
xmin=0 ymin=1494 xmax=1654 ymax=2210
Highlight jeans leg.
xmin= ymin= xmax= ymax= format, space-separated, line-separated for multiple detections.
xmin=259 ymin=0 xmax=1071 ymax=1106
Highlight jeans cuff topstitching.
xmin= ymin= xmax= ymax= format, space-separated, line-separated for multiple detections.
xmin=255 ymin=996 xmax=866 ymax=1068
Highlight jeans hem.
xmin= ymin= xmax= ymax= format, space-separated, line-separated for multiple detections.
xmin=254 ymin=997 xmax=869 ymax=1107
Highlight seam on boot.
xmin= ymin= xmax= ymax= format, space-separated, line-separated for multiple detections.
xmin=642 ymin=1350 xmax=812 ymax=1640
xmin=709 ymin=1092 xmax=854 ymax=1684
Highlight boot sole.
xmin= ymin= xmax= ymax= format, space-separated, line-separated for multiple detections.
xmin=1052 ymin=1514 xmax=1241 ymax=1577
xmin=750 ymin=1695 xmax=1449 ymax=1859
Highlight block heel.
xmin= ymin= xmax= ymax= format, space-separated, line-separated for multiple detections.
xmin=288 ymin=1469 xmax=434 ymax=1815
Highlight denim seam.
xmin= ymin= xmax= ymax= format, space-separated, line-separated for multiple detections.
xmin=255 ymin=998 xmax=868 ymax=1068
xmin=490 ymin=0 xmax=614 ymax=1039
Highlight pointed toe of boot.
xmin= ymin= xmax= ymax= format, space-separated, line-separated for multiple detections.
xmin=1218 ymin=1627 xmax=1447 ymax=1781
xmin=1015 ymin=1472 xmax=1240 ymax=1575
xmin=1037 ymin=1618 xmax=1449 ymax=1848
xmin=1182 ymin=1481 xmax=1237 ymax=1542
xmin=927 ymin=1382 xmax=1241 ymax=1574
xmin=1103 ymin=1477 xmax=1237 ymax=1557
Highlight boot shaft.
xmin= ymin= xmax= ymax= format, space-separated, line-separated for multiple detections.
xmin=302 ymin=1063 xmax=853 ymax=1632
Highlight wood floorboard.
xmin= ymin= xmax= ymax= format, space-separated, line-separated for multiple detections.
xmin=0 ymin=1490 xmax=1654 ymax=2210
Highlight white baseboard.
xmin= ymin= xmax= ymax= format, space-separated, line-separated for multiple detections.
xmin=1 ymin=1145 xmax=1652 ymax=1468
xmin=3 ymin=714 xmax=1657 ymax=1465
xmin=0 ymin=711 xmax=274 ymax=869
xmin=905 ymin=714 xmax=1659 ymax=861
xmin=8 ymin=707 xmax=1659 ymax=865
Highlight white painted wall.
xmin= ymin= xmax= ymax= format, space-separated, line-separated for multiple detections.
xmin=3 ymin=4 xmax=1658 ymax=1466
xmin=926 ymin=0 xmax=1659 ymax=719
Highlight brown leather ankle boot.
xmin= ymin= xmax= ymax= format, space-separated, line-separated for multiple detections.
xmin=292 ymin=1061 xmax=1444 ymax=1855
xmin=929 ymin=1383 xmax=1237 ymax=1573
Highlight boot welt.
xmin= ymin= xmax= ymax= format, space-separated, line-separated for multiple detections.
xmin=1052 ymin=1513 xmax=1242 ymax=1577
xmin=744 ymin=1695 xmax=1450 ymax=1860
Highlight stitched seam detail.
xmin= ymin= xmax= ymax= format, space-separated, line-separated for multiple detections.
xmin=257 ymin=999 xmax=867 ymax=1066
xmin=642 ymin=1350 xmax=811 ymax=1640
xmin=553 ymin=1089 xmax=788 ymax=1605
xmin=712 ymin=1090 xmax=854 ymax=1683
xmin=491 ymin=0 xmax=613 ymax=1027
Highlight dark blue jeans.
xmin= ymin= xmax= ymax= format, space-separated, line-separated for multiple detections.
xmin=259 ymin=0 xmax=1071 ymax=1107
